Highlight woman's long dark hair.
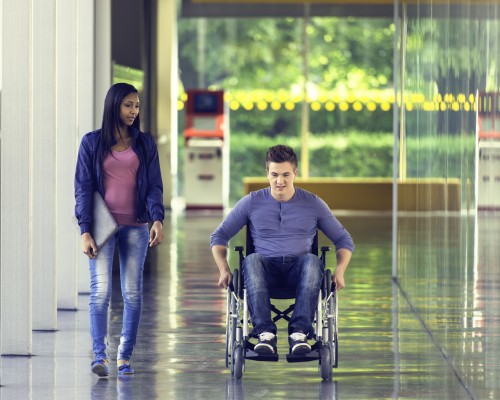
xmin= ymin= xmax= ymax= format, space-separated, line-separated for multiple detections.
xmin=97 ymin=83 xmax=141 ymax=165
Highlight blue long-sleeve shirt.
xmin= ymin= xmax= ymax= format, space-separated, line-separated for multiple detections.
xmin=210 ymin=187 xmax=354 ymax=257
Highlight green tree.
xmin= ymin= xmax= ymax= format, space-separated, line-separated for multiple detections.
xmin=178 ymin=17 xmax=394 ymax=92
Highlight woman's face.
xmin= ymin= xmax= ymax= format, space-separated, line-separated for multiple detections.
xmin=119 ymin=92 xmax=140 ymax=127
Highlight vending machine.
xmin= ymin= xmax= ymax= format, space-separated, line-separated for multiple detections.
xmin=476 ymin=92 xmax=500 ymax=211
xmin=183 ymin=89 xmax=229 ymax=210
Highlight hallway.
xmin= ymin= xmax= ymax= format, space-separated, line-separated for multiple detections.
xmin=0 ymin=211 xmax=498 ymax=399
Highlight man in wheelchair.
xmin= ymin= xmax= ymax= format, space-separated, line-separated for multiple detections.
xmin=211 ymin=145 xmax=354 ymax=356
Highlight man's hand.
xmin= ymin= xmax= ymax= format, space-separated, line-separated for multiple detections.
xmin=212 ymin=245 xmax=233 ymax=288
xmin=333 ymin=248 xmax=352 ymax=290
xmin=333 ymin=271 xmax=345 ymax=290
xmin=218 ymin=269 xmax=233 ymax=289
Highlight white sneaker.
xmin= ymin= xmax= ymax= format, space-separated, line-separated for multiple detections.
xmin=254 ymin=332 xmax=277 ymax=354
xmin=289 ymin=332 xmax=311 ymax=354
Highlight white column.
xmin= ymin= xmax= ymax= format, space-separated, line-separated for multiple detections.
xmin=32 ymin=0 xmax=57 ymax=331
xmin=1 ymin=0 xmax=32 ymax=354
xmin=156 ymin=0 xmax=178 ymax=207
xmin=77 ymin=0 xmax=96 ymax=294
xmin=55 ymin=0 xmax=78 ymax=309
xmin=94 ymin=0 xmax=112 ymax=128
xmin=0 ymin=0 xmax=2 ymax=88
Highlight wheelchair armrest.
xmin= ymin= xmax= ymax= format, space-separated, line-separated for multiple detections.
xmin=320 ymin=246 xmax=330 ymax=264
xmin=234 ymin=246 xmax=245 ymax=266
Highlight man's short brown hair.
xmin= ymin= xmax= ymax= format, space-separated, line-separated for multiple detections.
xmin=265 ymin=145 xmax=298 ymax=169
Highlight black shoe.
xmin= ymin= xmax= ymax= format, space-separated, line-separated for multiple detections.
xmin=254 ymin=332 xmax=277 ymax=354
xmin=91 ymin=359 xmax=110 ymax=377
xmin=289 ymin=332 xmax=311 ymax=355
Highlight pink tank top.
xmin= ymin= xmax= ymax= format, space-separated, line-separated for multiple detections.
xmin=103 ymin=147 xmax=144 ymax=226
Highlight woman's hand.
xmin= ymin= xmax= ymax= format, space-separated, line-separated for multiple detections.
xmin=149 ymin=221 xmax=163 ymax=247
xmin=82 ymin=232 xmax=98 ymax=259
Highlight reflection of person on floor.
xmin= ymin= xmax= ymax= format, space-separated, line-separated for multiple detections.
xmin=211 ymin=145 xmax=354 ymax=355
xmin=74 ymin=83 xmax=164 ymax=377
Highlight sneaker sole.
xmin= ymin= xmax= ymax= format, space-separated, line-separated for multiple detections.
xmin=92 ymin=364 xmax=109 ymax=377
xmin=291 ymin=343 xmax=311 ymax=355
xmin=254 ymin=344 xmax=275 ymax=354
xmin=118 ymin=370 xmax=134 ymax=375
xmin=118 ymin=365 xmax=135 ymax=375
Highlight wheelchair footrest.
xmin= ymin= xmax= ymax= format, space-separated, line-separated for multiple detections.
xmin=286 ymin=349 xmax=320 ymax=363
xmin=244 ymin=349 xmax=279 ymax=362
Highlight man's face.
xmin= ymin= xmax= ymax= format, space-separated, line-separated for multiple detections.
xmin=266 ymin=161 xmax=298 ymax=201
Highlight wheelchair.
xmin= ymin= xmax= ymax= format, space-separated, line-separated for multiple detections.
xmin=225 ymin=228 xmax=339 ymax=380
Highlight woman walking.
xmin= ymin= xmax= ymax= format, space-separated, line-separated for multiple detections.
xmin=74 ymin=83 xmax=164 ymax=376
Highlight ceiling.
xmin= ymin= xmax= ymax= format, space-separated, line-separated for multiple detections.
xmin=181 ymin=0 xmax=499 ymax=18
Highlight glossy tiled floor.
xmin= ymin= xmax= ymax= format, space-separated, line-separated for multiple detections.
xmin=1 ymin=211 xmax=499 ymax=399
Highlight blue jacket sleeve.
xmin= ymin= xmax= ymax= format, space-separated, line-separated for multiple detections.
xmin=210 ymin=195 xmax=251 ymax=248
xmin=316 ymin=197 xmax=355 ymax=253
xmin=74 ymin=134 xmax=95 ymax=234
xmin=144 ymin=135 xmax=164 ymax=223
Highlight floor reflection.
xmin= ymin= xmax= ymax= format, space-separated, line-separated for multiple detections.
xmin=0 ymin=211 xmax=499 ymax=399
xmin=224 ymin=378 xmax=338 ymax=400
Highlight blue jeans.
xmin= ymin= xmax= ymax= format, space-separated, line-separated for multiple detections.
xmin=242 ymin=253 xmax=324 ymax=337
xmin=89 ymin=225 xmax=149 ymax=361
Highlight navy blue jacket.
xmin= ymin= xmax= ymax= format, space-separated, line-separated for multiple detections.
xmin=74 ymin=127 xmax=165 ymax=234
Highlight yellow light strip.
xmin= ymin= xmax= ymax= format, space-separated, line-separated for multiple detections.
xmin=191 ymin=0 xmax=494 ymax=4
xmin=178 ymin=90 xmax=488 ymax=112
xmin=192 ymin=0 xmax=393 ymax=3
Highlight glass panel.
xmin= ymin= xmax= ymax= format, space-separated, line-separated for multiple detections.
xmin=395 ymin=1 xmax=500 ymax=397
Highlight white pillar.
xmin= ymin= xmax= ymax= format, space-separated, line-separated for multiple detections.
xmin=31 ymin=0 xmax=58 ymax=331
xmin=156 ymin=0 xmax=178 ymax=207
xmin=56 ymin=0 xmax=78 ymax=309
xmin=1 ymin=0 xmax=32 ymax=354
xmin=77 ymin=0 xmax=96 ymax=294
xmin=94 ymin=0 xmax=112 ymax=129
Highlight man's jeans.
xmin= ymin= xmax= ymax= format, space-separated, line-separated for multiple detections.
xmin=88 ymin=225 xmax=149 ymax=361
xmin=242 ymin=253 xmax=324 ymax=337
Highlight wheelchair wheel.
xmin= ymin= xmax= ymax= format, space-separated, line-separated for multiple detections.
xmin=332 ymin=329 xmax=338 ymax=369
xmin=226 ymin=270 xmax=239 ymax=370
xmin=225 ymin=288 xmax=231 ymax=368
xmin=323 ymin=269 xmax=332 ymax=299
xmin=320 ymin=345 xmax=332 ymax=381
xmin=233 ymin=344 xmax=244 ymax=379
xmin=324 ymin=269 xmax=339 ymax=369
xmin=332 ymin=286 xmax=339 ymax=368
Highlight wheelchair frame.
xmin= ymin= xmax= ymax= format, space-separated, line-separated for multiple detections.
xmin=225 ymin=231 xmax=339 ymax=380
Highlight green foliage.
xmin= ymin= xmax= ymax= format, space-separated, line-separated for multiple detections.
xmin=227 ymin=106 xmax=392 ymax=138
xmin=228 ymin=131 xmax=394 ymax=204
xmin=178 ymin=17 xmax=394 ymax=92
xmin=225 ymin=132 xmax=475 ymax=205
xmin=178 ymin=130 xmax=475 ymax=206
